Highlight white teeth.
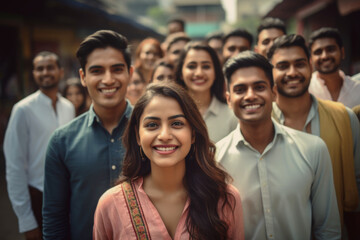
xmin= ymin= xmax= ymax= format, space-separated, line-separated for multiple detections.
xmin=287 ymin=80 xmax=300 ymax=84
xmin=245 ymin=104 xmax=260 ymax=109
xmin=193 ymin=79 xmax=205 ymax=83
xmin=102 ymin=88 xmax=116 ymax=93
xmin=156 ymin=147 xmax=176 ymax=151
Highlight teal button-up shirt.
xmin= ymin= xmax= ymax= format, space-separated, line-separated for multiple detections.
xmin=43 ymin=103 xmax=132 ymax=240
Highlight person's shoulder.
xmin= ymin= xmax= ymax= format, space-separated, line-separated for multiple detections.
xmin=53 ymin=112 xmax=89 ymax=137
xmin=347 ymin=74 xmax=360 ymax=84
xmin=216 ymin=129 xmax=236 ymax=146
xmin=98 ymin=184 xmax=124 ymax=207
xmin=318 ymin=98 xmax=353 ymax=122
xmin=95 ymin=184 xmax=125 ymax=216
xmin=102 ymin=184 xmax=123 ymax=198
xmin=215 ymin=129 xmax=236 ymax=152
xmin=278 ymin=123 xmax=325 ymax=149
xmin=215 ymin=129 xmax=238 ymax=162
xmin=12 ymin=91 xmax=39 ymax=110
xmin=227 ymin=184 xmax=240 ymax=198
xmin=58 ymin=95 xmax=75 ymax=109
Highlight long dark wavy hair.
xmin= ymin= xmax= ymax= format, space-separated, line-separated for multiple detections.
xmin=119 ymin=82 xmax=234 ymax=240
xmin=174 ymin=41 xmax=227 ymax=103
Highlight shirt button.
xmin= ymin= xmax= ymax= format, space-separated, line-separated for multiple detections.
xmin=269 ymin=234 xmax=273 ymax=238
xmin=110 ymin=138 xmax=114 ymax=143
xmin=112 ymin=165 xmax=116 ymax=170
xmin=267 ymin=209 xmax=271 ymax=213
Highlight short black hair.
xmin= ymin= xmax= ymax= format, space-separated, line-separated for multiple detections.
xmin=267 ymin=34 xmax=310 ymax=61
xmin=257 ymin=17 xmax=286 ymax=43
xmin=33 ymin=51 xmax=62 ymax=68
xmin=223 ymin=50 xmax=274 ymax=88
xmin=166 ymin=33 xmax=191 ymax=52
xmin=167 ymin=18 xmax=185 ymax=28
xmin=206 ymin=31 xmax=224 ymax=43
xmin=309 ymin=27 xmax=343 ymax=50
xmin=76 ymin=30 xmax=131 ymax=73
xmin=223 ymin=28 xmax=253 ymax=47
xmin=150 ymin=59 xmax=174 ymax=82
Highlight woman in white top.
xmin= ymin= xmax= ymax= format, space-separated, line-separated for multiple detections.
xmin=175 ymin=41 xmax=238 ymax=142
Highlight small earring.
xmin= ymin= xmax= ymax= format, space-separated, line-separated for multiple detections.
xmin=139 ymin=146 xmax=146 ymax=161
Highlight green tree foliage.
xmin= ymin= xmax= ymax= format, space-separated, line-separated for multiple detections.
xmin=147 ymin=6 xmax=170 ymax=28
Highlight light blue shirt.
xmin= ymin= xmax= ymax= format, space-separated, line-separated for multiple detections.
xmin=203 ymin=96 xmax=238 ymax=142
xmin=216 ymin=120 xmax=340 ymax=240
xmin=3 ymin=90 xmax=75 ymax=232
xmin=273 ymin=95 xmax=360 ymax=206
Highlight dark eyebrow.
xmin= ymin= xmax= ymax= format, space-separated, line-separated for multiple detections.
xmin=187 ymin=60 xmax=211 ymax=64
xmin=168 ymin=114 xmax=186 ymax=120
xmin=144 ymin=114 xmax=186 ymax=121
xmin=275 ymin=60 xmax=289 ymax=65
xmin=88 ymin=65 xmax=103 ymax=71
xmin=233 ymin=80 xmax=268 ymax=88
xmin=112 ymin=63 xmax=126 ymax=68
xmin=88 ymin=63 xmax=125 ymax=71
xmin=143 ymin=116 xmax=159 ymax=121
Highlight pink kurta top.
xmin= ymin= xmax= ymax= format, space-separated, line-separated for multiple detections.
xmin=93 ymin=177 xmax=244 ymax=240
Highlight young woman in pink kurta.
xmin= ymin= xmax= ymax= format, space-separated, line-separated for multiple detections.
xmin=93 ymin=83 xmax=244 ymax=240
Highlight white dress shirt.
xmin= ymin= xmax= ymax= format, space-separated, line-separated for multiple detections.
xmin=4 ymin=90 xmax=74 ymax=232
xmin=309 ymin=71 xmax=360 ymax=108
xmin=216 ymin=120 xmax=340 ymax=240
xmin=203 ymin=96 xmax=238 ymax=142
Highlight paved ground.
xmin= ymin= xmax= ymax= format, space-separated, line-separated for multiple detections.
xmin=0 ymin=152 xmax=24 ymax=240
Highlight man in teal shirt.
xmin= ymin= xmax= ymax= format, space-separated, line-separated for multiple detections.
xmin=43 ymin=30 xmax=134 ymax=239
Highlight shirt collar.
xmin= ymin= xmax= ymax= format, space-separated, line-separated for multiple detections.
xmin=314 ymin=70 xmax=345 ymax=83
xmin=204 ymin=96 xmax=223 ymax=117
xmin=87 ymin=99 xmax=133 ymax=127
xmin=37 ymin=90 xmax=62 ymax=106
xmin=306 ymin=94 xmax=318 ymax=125
xmin=272 ymin=102 xmax=284 ymax=124
xmin=234 ymin=119 xmax=285 ymax=149
xmin=272 ymin=95 xmax=318 ymax=132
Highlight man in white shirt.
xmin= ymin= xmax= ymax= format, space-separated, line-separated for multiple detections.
xmin=216 ymin=50 xmax=340 ymax=239
xmin=3 ymin=51 xmax=74 ymax=240
xmin=308 ymin=27 xmax=360 ymax=108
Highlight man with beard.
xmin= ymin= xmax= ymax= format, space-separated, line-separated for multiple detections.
xmin=309 ymin=27 xmax=360 ymax=108
xmin=3 ymin=51 xmax=75 ymax=240
xmin=268 ymin=34 xmax=360 ymax=237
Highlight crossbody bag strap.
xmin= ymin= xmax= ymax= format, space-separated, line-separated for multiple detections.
xmin=122 ymin=180 xmax=152 ymax=240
